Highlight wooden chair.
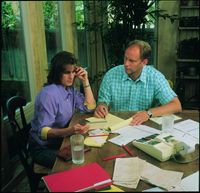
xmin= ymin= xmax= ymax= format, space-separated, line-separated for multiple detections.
xmin=6 ymin=96 xmax=50 ymax=192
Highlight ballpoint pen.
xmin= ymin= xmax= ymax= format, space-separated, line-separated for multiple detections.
xmin=122 ymin=144 xmax=135 ymax=157
xmin=88 ymin=134 xmax=109 ymax=137
xmin=102 ymin=153 xmax=127 ymax=161
xmin=102 ymin=107 xmax=107 ymax=119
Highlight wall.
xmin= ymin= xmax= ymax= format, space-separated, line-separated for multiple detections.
xmin=157 ymin=1 xmax=179 ymax=85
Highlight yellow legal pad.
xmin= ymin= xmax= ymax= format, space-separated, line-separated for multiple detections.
xmin=84 ymin=135 xmax=108 ymax=147
xmin=86 ymin=113 xmax=126 ymax=131
xmin=96 ymin=185 xmax=124 ymax=192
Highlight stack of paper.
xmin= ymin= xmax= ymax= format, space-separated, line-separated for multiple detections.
xmin=109 ymin=118 xmax=132 ymax=131
xmin=140 ymin=159 xmax=183 ymax=190
xmin=84 ymin=128 xmax=109 ymax=147
xmin=113 ymin=157 xmax=141 ymax=189
xmin=143 ymin=171 xmax=199 ymax=192
xmin=84 ymin=136 xmax=108 ymax=147
xmin=112 ymin=157 xmax=183 ymax=190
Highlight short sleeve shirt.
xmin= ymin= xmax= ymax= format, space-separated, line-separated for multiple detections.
xmin=98 ymin=65 xmax=177 ymax=111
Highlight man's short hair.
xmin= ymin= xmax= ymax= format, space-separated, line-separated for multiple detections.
xmin=126 ymin=40 xmax=151 ymax=60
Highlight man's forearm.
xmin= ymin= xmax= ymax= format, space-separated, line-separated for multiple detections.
xmin=150 ymin=97 xmax=182 ymax=117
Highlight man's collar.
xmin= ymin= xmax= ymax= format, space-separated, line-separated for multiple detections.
xmin=122 ymin=65 xmax=147 ymax=83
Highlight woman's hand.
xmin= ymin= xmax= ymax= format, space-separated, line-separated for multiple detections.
xmin=75 ymin=66 xmax=88 ymax=82
xmin=73 ymin=123 xmax=89 ymax=134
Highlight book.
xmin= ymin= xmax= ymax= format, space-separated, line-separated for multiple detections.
xmin=132 ymin=133 xmax=186 ymax=162
xmin=42 ymin=162 xmax=112 ymax=192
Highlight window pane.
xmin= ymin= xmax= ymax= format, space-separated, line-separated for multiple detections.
xmin=75 ymin=1 xmax=88 ymax=68
xmin=1 ymin=1 xmax=30 ymax=116
xmin=43 ymin=1 xmax=62 ymax=66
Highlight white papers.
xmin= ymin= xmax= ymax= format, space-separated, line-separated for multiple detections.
xmin=113 ymin=157 xmax=183 ymax=190
xmin=113 ymin=157 xmax=141 ymax=189
xmin=174 ymin=119 xmax=199 ymax=135
xmin=143 ymin=171 xmax=199 ymax=192
xmin=150 ymin=115 xmax=182 ymax=125
xmin=109 ymin=125 xmax=161 ymax=146
xmin=141 ymin=160 xmax=183 ymax=190
xmin=172 ymin=171 xmax=199 ymax=191
xmin=171 ymin=119 xmax=199 ymax=151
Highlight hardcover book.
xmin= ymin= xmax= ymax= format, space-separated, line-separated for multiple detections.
xmin=42 ymin=162 xmax=112 ymax=192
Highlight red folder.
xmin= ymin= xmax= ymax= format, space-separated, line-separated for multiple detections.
xmin=42 ymin=162 xmax=112 ymax=192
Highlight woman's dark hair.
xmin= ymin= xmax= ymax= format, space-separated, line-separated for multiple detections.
xmin=45 ymin=51 xmax=77 ymax=86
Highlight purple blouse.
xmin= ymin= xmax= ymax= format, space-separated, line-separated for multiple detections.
xmin=30 ymin=84 xmax=93 ymax=146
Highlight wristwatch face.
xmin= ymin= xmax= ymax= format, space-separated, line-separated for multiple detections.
xmin=147 ymin=110 xmax=152 ymax=118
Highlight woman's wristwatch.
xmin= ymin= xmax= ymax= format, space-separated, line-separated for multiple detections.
xmin=147 ymin=110 xmax=153 ymax=119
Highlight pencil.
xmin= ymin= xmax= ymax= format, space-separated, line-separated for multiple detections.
xmin=102 ymin=153 xmax=127 ymax=161
xmin=122 ymin=144 xmax=135 ymax=156
xmin=88 ymin=134 xmax=109 ymax=137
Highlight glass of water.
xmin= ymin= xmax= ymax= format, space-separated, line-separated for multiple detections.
xmin=70 ymin=134 xmax=84 ymax=164
xmin=162 ymin=114 xmax=174 ymax=134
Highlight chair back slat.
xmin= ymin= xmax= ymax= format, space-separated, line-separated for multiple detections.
xmin=6 ymin=96 xmax=49 ymax=192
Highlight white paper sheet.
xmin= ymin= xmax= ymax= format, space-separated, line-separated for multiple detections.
xmin=109 ymin=125 xmax=160 ymax=146
xmin=150 ymin=115 xmax=182 ymax=125
xmin=143 ymin=171 xmax=199 ymax=192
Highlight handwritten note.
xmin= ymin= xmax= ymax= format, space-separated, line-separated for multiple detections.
xmin=86 ymin=113 xmax=124 ymax=130
xmin=109 ymin=125 xmax=161 ymax=146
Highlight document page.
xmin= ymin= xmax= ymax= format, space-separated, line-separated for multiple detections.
xmin=113 ymin=157 xmax=141 ymax=189
xmin=143 ymin=171 xmax=199 ymax=192
xmin=141 ymin=161 xmax=183 ymax=191
xmin=171 ymin=119 xmax=199 ymax=150
xmin=150 ymin=115 xmax=182 ymax=125
xmin=109 ymin=125 xmax=161 ymax=146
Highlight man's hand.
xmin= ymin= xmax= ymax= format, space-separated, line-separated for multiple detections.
xmin=130 ymin=111 xmax=149 ymax=125
xmin=94 ymin=104 xmax=108 ymax=118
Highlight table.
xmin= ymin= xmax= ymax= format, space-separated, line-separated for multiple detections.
xmin=52 ymin=110 xmax=199 ymax=192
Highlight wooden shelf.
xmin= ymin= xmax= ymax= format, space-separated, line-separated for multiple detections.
xmin=179 ymin=27 xmax=199 ymax=30
xmin=180 ymin=6 xmax=199 ymax=9
xmin=176 ymin=76 xmax=199 ymax=80
xmin=176 ymin=59 xmax=200 ymax=63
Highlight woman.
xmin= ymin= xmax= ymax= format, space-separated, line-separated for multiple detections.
xmin=29 ymin=51 xmax=96 ymax=168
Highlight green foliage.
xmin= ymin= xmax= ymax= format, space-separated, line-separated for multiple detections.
xmin=75 ymin=1 xmax=85 ymax=30
xmin=77 ymin=0 xmax=179 ymax=66
xmin=43 ymin=1 xmax=59 ymax=30
xmin=2 ymin=1 xmax=20 ymax=30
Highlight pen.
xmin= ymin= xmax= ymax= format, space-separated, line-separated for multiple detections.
xmin=122 ymin=144 xmax=135 ymax=157
xmin=88 ymin=134 xmax=109 ymax=137
xmin=102 ymin=107 xmax=107 ymax=119
xmin=102 ymin=153 xmax=127 ymax=161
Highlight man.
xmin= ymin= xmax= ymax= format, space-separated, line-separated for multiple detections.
xmin=94 ymin=40 xmax=182 ymax=125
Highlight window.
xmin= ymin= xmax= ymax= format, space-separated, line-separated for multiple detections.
xmin=1 ymin=1 xmax=30 ymax=116
xmin=75 ymin=1 xmax=88 ymax=68
xmin=43 ymin=1 xmax=62 ymax=67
